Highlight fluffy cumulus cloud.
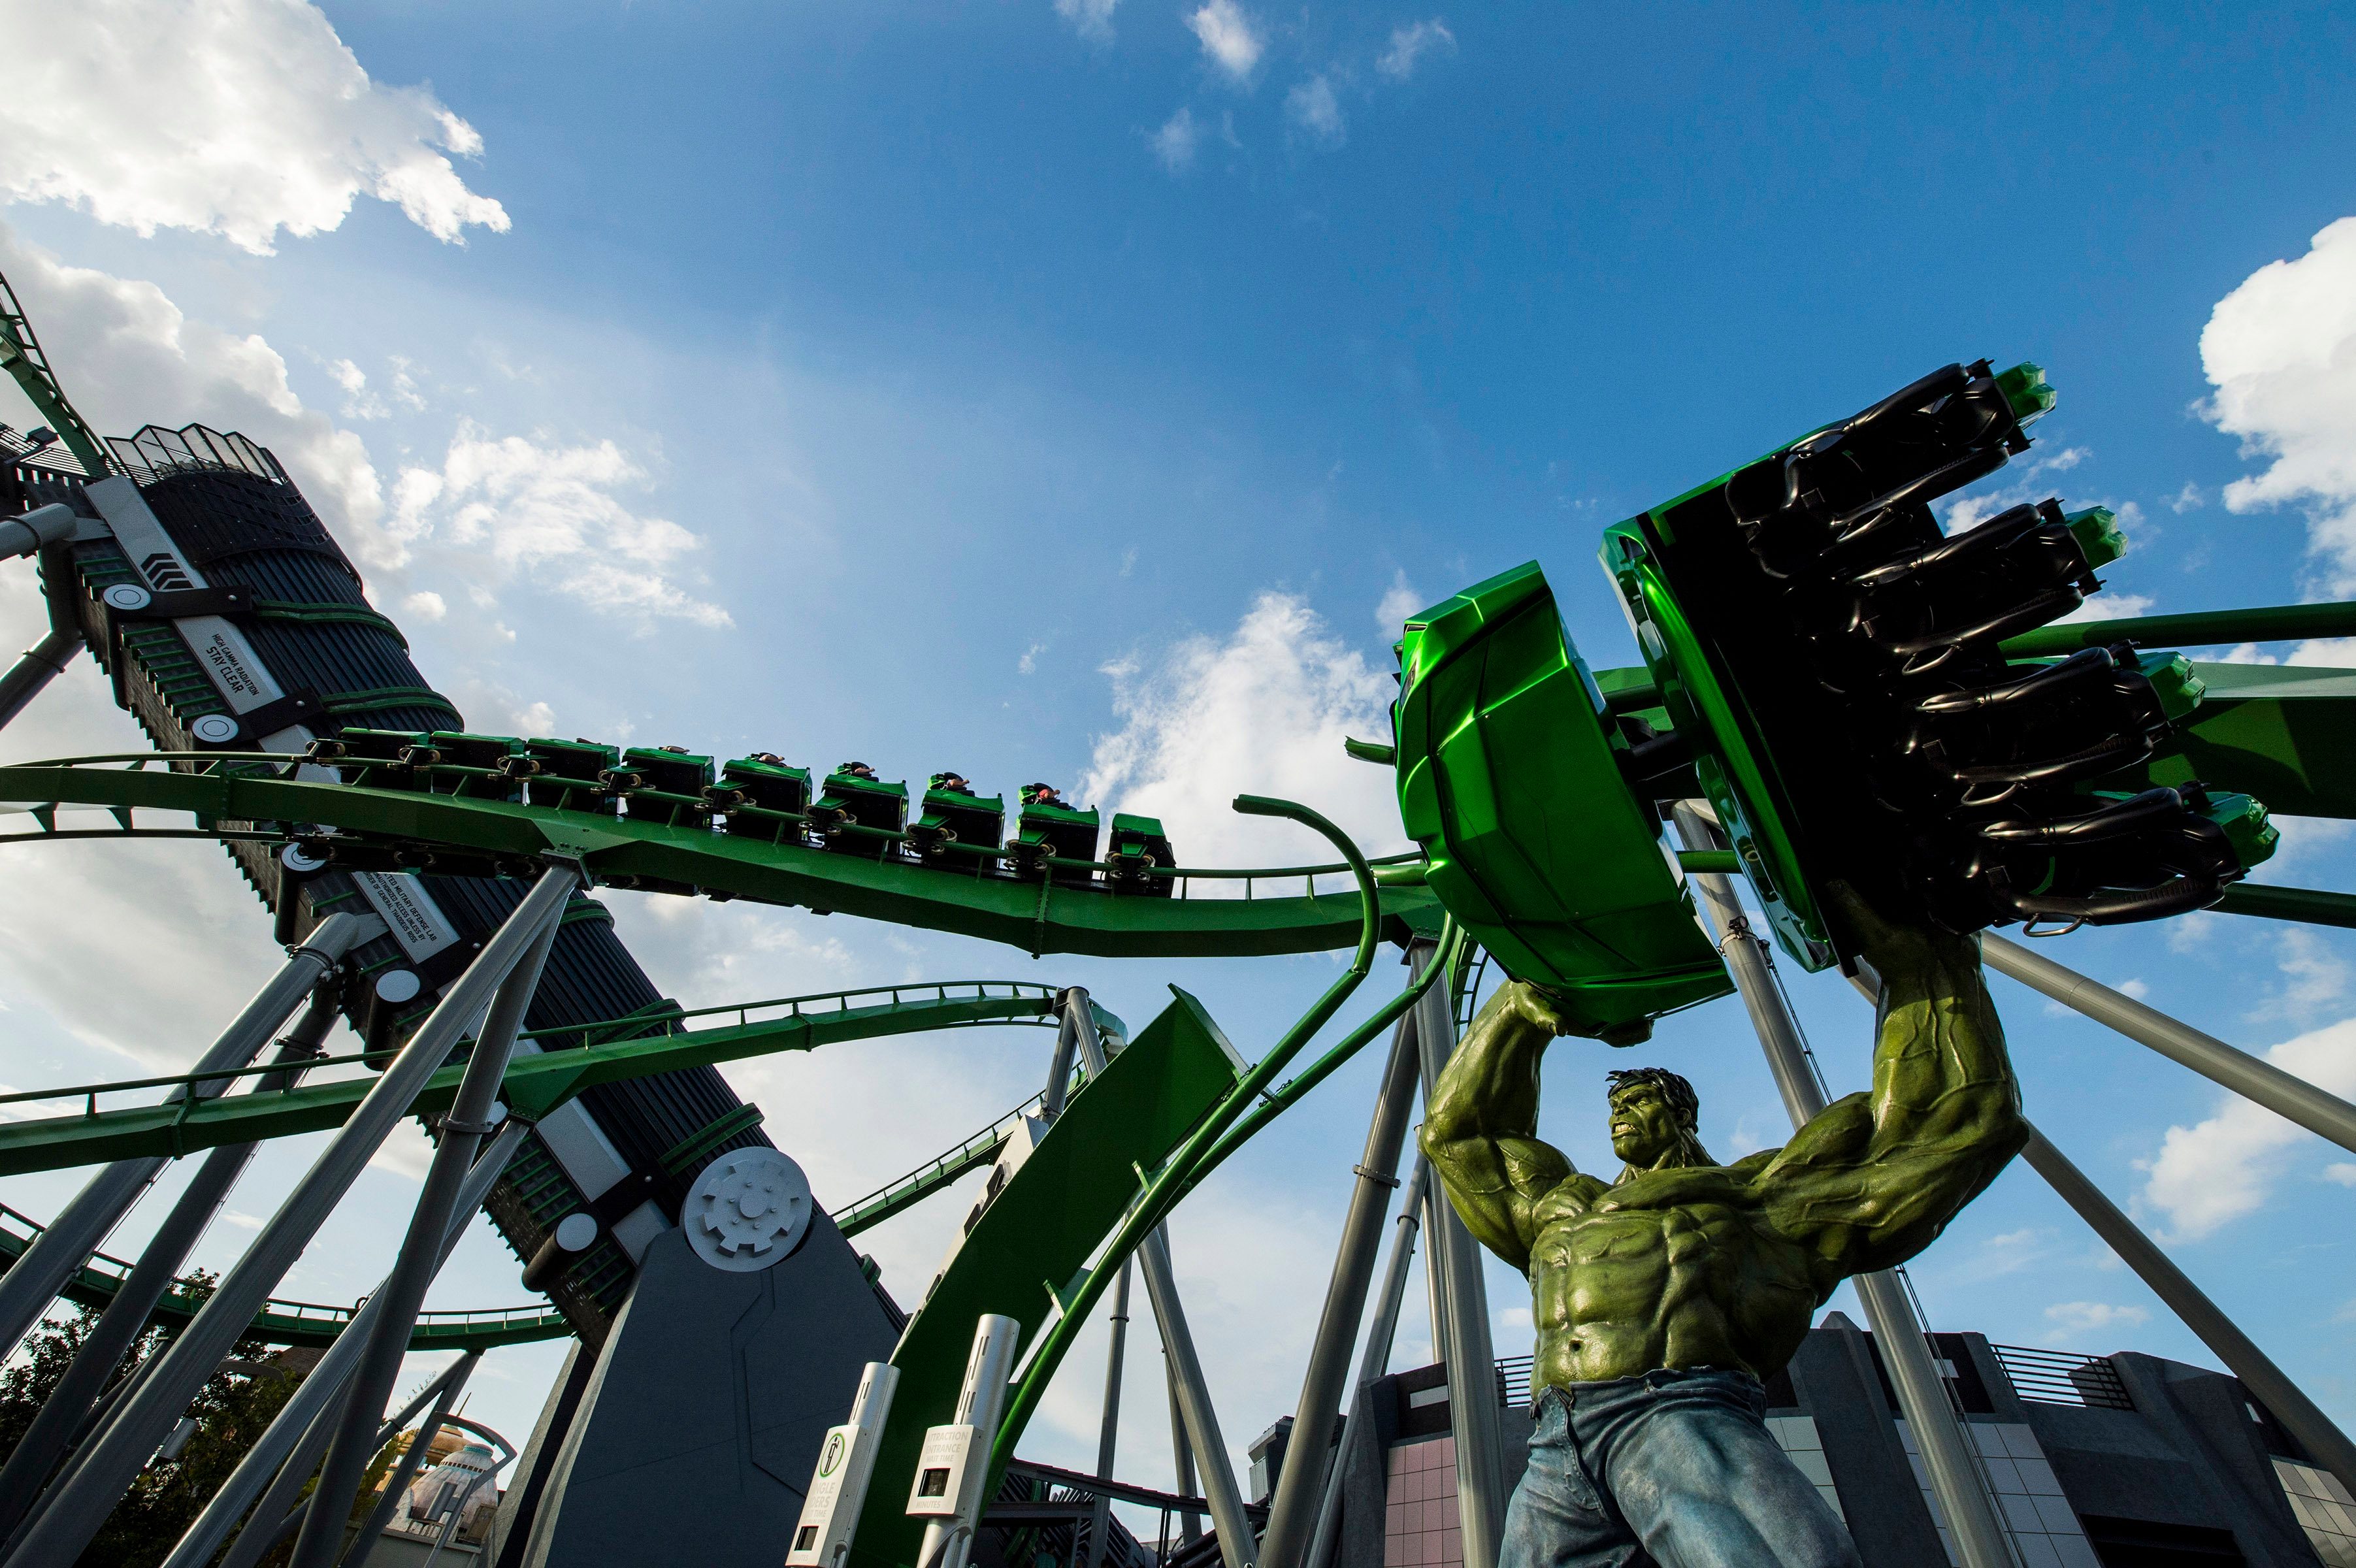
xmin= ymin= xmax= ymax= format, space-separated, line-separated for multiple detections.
xmin=1285 ymin=75 xmax=1346 ymax=148
xmin=1186 ymin=0 xmax=1264 ymax=82
xmin=2200 ymin=216 xmax=2356 ymax=593
xmin=386 ymin=425 xmax=732 ymax=627
xmin=2136 ymin=1015 xmax=2356 ymax=1240
xmin=2042 ymin=1301 xmax=2150 ymax=1345
xmin=1377 ymin=18 xmax=1456 ymax=80
xmin=0 ymin=0 xmax=507 ymax=254
xmin=1083 ymin=591 xmax=1409 ymax=868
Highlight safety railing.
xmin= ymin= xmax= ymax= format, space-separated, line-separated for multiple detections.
xmin=1989 ymin=1343 xmax=2135 ymax=1410
xmin=0 ymin=980 xmax=1062 ymax=1121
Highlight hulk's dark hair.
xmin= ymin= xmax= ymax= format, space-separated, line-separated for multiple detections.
xmin=1605 ymin=1068 xmax=1714 ymax=1179
xmin=1605 ymin=1067 xmax=1699 ymax=1127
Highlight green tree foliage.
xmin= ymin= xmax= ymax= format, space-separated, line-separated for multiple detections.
xmin=0 ymin=1272 xmax=308 ymax=1568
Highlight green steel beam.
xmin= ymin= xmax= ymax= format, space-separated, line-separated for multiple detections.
xmin=2214 ymin=882 xmax=2356 ymax=931
xmin=0 ymin=989 xmax=1054 ymax=1176
xmin=0 ymin=270 xmax=108 ymax=475
xmin=0 ymin=1205 xmax=567 ymax=1351
xmin=832 ymin=1098 xmax=1041 ymax=1239
xmin=1999 ymin=601 xmax=2356 ymax=659
xmin=0 ymin=758 xmax=1438 ymax=958
xmin=851 ymin=987 xmax=1243 ymax=1568
xmin=2108 ymin=662 xmax=2356 ymax=820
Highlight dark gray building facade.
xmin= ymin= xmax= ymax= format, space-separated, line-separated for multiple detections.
xmin=1326 ymin=1315 xmax=2356 ymax=1568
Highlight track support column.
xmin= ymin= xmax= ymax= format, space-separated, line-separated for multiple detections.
xmin=2020 ymin=1123 xmax=2356 ymax=1494
xmin=1984 ymin=932 xmax=2356 ymax=1156
xmin=1260 ymin=946 xmax=1430 ymax=1568
xmin=1085 ymin=1260 xmax=1132 ymax=1568
xmin=1673 ymin=804 xmax=2018 ymax=1568
xmin=0 ymin=911 xmax=378 ymax=1363
xmin=1411 ymin=964 xmax=1506 ymax=1568
xmin=13 ymin=870 xmax=573 ymax=1568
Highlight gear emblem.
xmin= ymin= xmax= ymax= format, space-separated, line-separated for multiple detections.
xmin=684 ymin=1148 xmax=812 ymax=1272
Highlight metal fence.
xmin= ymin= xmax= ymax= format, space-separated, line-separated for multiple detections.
xmin=1990 ymin=1343 xmax=2135 ymax=1409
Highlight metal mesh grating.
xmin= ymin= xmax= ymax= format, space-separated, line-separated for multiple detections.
xmin=1991 ymin=1343 xmax=2135 ymax=1409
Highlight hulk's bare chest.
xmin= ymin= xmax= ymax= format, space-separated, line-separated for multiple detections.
xmin=1526 ymin=1173 xmax=1795 ymax=1285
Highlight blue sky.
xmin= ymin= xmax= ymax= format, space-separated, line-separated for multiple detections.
xmin=2 ymin=0 xmax=2355 ymax=1517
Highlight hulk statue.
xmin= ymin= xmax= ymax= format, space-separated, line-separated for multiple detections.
xmin=1420 ymin=888 xmax=2027 ymax=1568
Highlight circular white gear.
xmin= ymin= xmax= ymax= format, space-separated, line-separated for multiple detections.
xmin=684 ymin=1148 xmax=811 ymax=1272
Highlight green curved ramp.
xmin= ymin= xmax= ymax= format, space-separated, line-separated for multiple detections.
xmin=1392 ymin=563 xmax=1730 ymax=1038
xmin=850 ymin=988 xmax=1240 ymax=1568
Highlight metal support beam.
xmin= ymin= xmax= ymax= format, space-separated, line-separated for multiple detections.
xmin=1984 ymin=932 xmax=2356 ymax=1156
xmin=0 ymin=982 xmax=343 ymax=1537
xmin=1136 ymin=1228 xmax=1254 ymax=1568
xmin=156 ymin=1118 xmax=528 ymax=1568
xmin=214 ymin=1347 xmax=481 ymax=1568
xmin=1070 ymin=997 xmax=1252 ymax=1568
xmin=13 ymin=870 xmax=572 ymax=1568
xmin=1260 ymin=947 xmax=1430 ymax=1568
xmin=2020 ymin=1123 xmax=2356 ymax=1494
xmin=333 ymin=1350 xmax=483 ymax=1568
xmin=1084 ymin=1260 xmax=1132 ymax=1568
xmin=1673 ymin=804 xmax=2018 ymax=1568
xmin=1041 ymin=988 xmax=1084 ymax=1120
xmin=1167 ymin=1357 xmax=1202 ymax=1543
xmin=1305 ymin=1156 xmax=1430 ymax=1568
xmin=0 ymin=627 xmax=79 ymax=732
xmin=1411 ymin=968 xmax=1505 ymax=1568
xmin=0 ymin=911 xmax=376 ymax=1364
xmin=287 ymin=885 xmax=566 ymax=1568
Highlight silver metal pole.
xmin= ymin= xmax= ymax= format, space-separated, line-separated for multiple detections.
xmin=1070 ymin=992 xmax=1247 ymax=1563
xmin=1261 ymin=949 xmax=1432 ymax=1568
xmin=0 ymin=912 xmax=377 ymax=1364
xmin=1041 ymin=988 xmax=1084 ymax=1120
xmin=1305 ymin=1158 xmax=1430 ymax=1568
xmin=155 ymin=1119 xmax=527 ymax=1568
xmin=13 ymin=872 xmax=569 ymax=1568
xmin=0 ymin=627 xmax=79 ymax=732
xmin=915 ymin=1314 xmax=1022 ymax=1568
xmin=1167 ymin=1356 xmax=1202 ymax=1543
xmin=1984 ymin=932 xmax=2356 ymax=1156
xmin=2020 ymin=1123 xmax=2356 ymax=1493
xmin=287 ymin=890 xmax=566 ymax=1568
xmin=1411 ymin=968 xmax=1505 ymax=1568
xmin=333 ymin=1351 xmax=483 ymax=1568
xmin=216 ymin=1347 xmax=481 ymax=1568
xmin=1084 ymin=1259 xmax=1132 ymax=1568
xmin=0 ymin=984 xmax=343 ymax=1536
xmin=1671 ymin=804 xmax=2018 ymax=1568
xmin=1136 ymin=1228 xmax=1254 ymax=1568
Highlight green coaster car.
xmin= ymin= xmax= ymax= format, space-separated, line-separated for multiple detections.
xmin=1392 ymin=563 xmax=1731 ymax=1042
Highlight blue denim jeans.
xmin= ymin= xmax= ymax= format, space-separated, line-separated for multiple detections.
xmin=1498 ymin=1368 xmax=1860 ymax=1568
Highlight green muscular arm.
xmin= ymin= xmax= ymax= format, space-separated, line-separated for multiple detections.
xmin=1759 ymin=887 xmax=2029 ymax=1286
xmin=1416 ymin=983 xmax=1588 ymax=1273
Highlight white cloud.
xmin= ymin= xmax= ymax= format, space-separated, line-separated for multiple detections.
xmin=2170 ymin=482 xmax=2205 ymax=514
xmin=2199 ymin=215 xmax=2356 ymax=594
xmin=2136 ymin=1014 xmax=2356 ymax=1239
xmin=1152 ymin=108 xmax=1204 ymax=174
xmin=2056 ymin=591 xmax=2155 ymax=624
xmin=2325 ymin=1163 xmax=2356 ymax=1187
xmin=1186 ymin=0 xmax=1264 ymax=82
xmin=403 ymin=591 xmax=448 ymax=622
xmin=0 ymin=223 xmax=385 ymax=547
xmin=2031 ymin=445 xmax=2088 ymax=475
xmin=1285 ymin=76 xmax=1347 ymax=148
xmin=387 ymin=424 xmax=732 ymax=628
xmin=1019 ymin=641 xmax=1047 ymax=676
xmin=1055 ymin=0 xmax=1119 ymax=42
xmin=1376 ymin=569 xmax=1422 ymax=637
xmin=0 ymin=0 xmax=508 ymax=254
xmin=2042 ymin=1301 xmax=2150 ymax=1343
xmin=1082 ymin=591 xmax=1409 ymax=868
xmin=1376 ymin=19 xmax=1456 ymax=81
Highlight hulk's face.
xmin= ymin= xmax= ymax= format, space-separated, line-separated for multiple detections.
xmin=1608 ymin=1082 xmax=1684 ymax=1166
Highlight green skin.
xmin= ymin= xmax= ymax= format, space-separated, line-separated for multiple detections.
xmin=1420 ymin=891 xmax=2027 ymax=1391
